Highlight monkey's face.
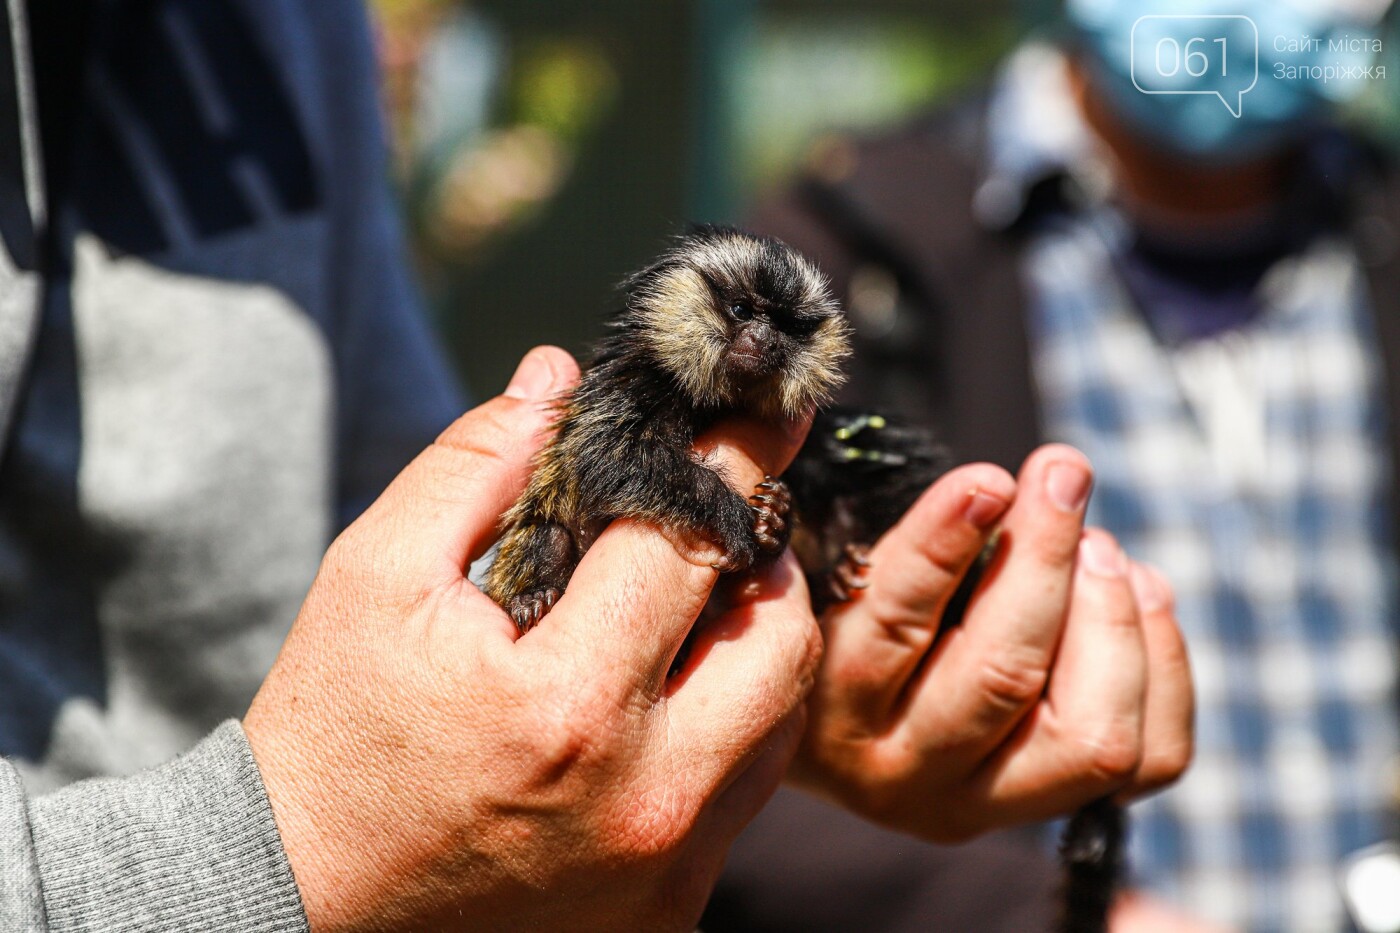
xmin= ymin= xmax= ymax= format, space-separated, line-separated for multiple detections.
xmin=628 ymin=227 xmax=851 ymax=418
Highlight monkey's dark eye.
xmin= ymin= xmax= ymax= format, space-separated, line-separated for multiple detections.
xmin=729 ymin=303 xmax=755 ymax=322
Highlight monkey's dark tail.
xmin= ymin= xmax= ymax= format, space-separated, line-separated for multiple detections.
xmin=1055 ymin=797 xmax=1125 ymax=933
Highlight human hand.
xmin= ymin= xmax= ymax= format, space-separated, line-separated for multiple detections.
xmin=244 ymin=347 xmax=821 ymax=932
xmin=788 ymin=445 xmax=1194 ymax=842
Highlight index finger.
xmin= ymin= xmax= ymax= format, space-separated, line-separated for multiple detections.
xmin=812 ymin=462 xmax=1016 ymax=728
xmin=693 ymin=409 xmax=813 ymax=487
xmin=904 ymin=445 xmax=1093 ymax=765
xmin=533 ymin=410 xmax=813 ymax=691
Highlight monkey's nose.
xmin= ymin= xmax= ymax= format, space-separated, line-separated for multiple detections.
xmin=732 ymin=322 xmax=771 ymax=360
xmin=737 ymin=320 xmax=773 ymax=351
xmin=729 ymin=322 xmax=775 ymax=380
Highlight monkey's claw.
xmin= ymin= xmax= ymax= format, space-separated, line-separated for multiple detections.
xmin=506 ymin=587 xmax=562 ymax=633
xmin=749 ymin=475 xmax=792 ymax=554
xmin=827 ymin=543 xmax=872 ymax=604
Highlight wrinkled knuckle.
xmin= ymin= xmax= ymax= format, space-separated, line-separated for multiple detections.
xmin=1079 ymin=722 xmax=1144 ymax=786
xmin=431 ymin=437 xmax=510 ymax=476
xmin=621 ymin=816 xmax=690 ymax=867
xmin=435 ymin=404 xmax=518 ymax=456
xmin=1029 ymin=529 xmax=1080 ymax=569
xmin=532 ymin=720 xmax=595 ymax=780
xmin=844 ymin=753 xmax=912 ymax=826
xmin=428 ymin=402 xmax=544 ymax=481
xmin=1027 ymin=516 xmax=1089 ymax=567
xmin=977 ymin=651 xmax=1049 ymax=714
xmin=527 ymin=704 xmax=607 ymax=782
xmin=906 ymin=533 xmax=970 ymax=586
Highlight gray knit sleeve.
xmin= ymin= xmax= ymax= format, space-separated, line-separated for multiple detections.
xmin=1 ymin=758 xmax=47 ymax=931
xmin=3 ymin=720 xmax=308 ymax=932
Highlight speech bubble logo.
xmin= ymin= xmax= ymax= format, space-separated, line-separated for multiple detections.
xmin=1130 ymin=15 xmax=1260 ymax=118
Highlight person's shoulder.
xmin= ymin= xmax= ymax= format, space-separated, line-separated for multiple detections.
xmin=762 ymin=90 xmax=998 ymax=283
xmin=796 ymin=91 xmax=990 ymax=206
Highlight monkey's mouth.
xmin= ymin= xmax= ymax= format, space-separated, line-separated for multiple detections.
xmin=726 ymin=345 xmax=774 ymax=382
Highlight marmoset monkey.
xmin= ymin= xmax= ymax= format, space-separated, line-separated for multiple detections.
xmin=485 ymin=226 xmax=850 ymax=632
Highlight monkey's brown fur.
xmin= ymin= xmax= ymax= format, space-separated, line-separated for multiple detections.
xmin=486 ymin=226 xmax=850 ymax=632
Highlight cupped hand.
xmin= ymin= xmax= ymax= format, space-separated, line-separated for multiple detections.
xmin=245 ymin=346 xmax=821 ymax=933
xmin=788 ymin=445 xmax=1195 ymax=843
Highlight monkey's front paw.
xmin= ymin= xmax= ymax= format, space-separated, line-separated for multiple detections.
xmin=749 ymin=476 xmax=792 ymax=554
xmin=710 ymin=477 xmax=793 ymax=574
xmin=826 ymin=542 xmax=872 ymax=604
xmin=506 ymin=588 xmax=562 ymax=633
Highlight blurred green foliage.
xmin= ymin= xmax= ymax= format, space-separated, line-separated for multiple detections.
xmin=729 ymin=15 xmax=1015 ymax=192
xmin=512 ymin=38 xmax=618 ymax=140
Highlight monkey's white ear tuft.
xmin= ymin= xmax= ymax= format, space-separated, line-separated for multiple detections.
xmin=630 ymin=265 xmax=732 ymax=407
xmin=780 ymin=315 xmax=852 ymax=417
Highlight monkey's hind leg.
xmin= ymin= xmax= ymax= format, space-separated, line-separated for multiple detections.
xmin=486 ymin=520 xmax=578 ymax=633
xmin=828 ymin=543 xmax=873 ymax=603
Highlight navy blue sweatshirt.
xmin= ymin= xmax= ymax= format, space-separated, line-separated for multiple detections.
xmin=0 ymin=0 xmax=461 ymax=782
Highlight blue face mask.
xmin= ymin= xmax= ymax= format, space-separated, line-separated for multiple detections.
xmin=1065 ymin=0 xmax=1391 ymax=163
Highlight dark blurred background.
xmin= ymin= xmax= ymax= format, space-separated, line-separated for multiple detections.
xmin=371 ymin=0 xmax=1047 ymax=396
xmin=371 ymin=0 xmax=1400 ymax=397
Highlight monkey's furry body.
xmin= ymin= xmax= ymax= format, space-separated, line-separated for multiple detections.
xmin=485 ymin=226 xmax=850 ymax=631
xmin=786 ymin=409 xmax=952 ymax=614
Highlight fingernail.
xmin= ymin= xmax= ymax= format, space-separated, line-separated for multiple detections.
xmin=1080 ymin=532 xmax=1127 ymax=578
xmin=964 ymin=489 xmax=1010 ymax=528
xmin=504 ymin=348 xmax=558 ymax=400
xmin=1047 ymin=461 xmax=1092 ymax=513
xmin=1130 ymin=564 xmax=1170 ymax=612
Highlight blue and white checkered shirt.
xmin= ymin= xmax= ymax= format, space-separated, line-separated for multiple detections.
xmin=990 ymin=45 xmax=1400 ymax=933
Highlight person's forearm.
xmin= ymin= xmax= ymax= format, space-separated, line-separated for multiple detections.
xmin=3 ymin=721 xmax=307 ymax=932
